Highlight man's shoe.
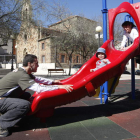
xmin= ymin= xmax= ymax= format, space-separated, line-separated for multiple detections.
xmin=0 ymin=126 xmax=9 ymax=137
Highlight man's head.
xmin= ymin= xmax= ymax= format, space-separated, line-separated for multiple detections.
xmin=23 ymin=54 xmax=39 ymax=73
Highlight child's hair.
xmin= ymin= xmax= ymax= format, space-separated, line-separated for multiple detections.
xmin=96 ymin=48 xmax=106 ymax=58
xmin=122 ymin=21 xmax=136 ymax=28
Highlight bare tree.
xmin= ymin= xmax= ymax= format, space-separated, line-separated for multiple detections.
xmin=73 ymin=17 xmax=98 ymax=63
xmin=51 ymin=31 xmax=78 ymax=75
xmin=44 ymin=1 xmax=99 ymax=76
xmin=92 ymin=14 xmax=124 ymax=47
xmin=113 ymin=14 xmax=124 ymax=47
xmin=50 ymin=15 xmax=98 ymax=75
xmin=0 ymin=0 xmax=22 ymax=46
xmin=0 ymin=0 xmax=46 ymax=46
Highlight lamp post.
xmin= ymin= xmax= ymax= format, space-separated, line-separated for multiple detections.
xmin=10 ymin=35 xmax=15 ymax=71
xmin=96 ymin=26 xmax=102 ymax=48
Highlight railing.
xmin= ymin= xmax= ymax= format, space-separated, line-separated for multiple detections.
xmin=0 ymin=55 xmax=16 ymax=64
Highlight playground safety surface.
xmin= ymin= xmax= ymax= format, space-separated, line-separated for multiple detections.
xmin=1 ymin=75 xmax=140 ymax=140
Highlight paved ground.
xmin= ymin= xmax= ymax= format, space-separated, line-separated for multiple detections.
xmin=0 ymin=73 xmax=140 ymax=140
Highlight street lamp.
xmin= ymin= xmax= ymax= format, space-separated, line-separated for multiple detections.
xmin=96 ymin=26 xmax=102 ymax=48
xmin=10 ymin=35 xmax=15 ymax=71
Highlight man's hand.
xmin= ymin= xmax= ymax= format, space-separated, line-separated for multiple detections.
xmin=58 ymin=85 xmax=73 ymax=92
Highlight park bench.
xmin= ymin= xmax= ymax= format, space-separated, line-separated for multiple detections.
xmin=48 ymin=69 xmax=66 ymax=76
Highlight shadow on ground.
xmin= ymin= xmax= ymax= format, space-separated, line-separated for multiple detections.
xmin=10 ymin=115 xmax=46 ymax=133
xmin=46 ymin=90 xmax=140 ymax=127
xmin=6 ymin=89 xmax=140 ymax=133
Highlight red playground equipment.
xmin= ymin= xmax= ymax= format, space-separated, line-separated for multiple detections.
xmin=28 ymin=2 xmax=140 ymax=121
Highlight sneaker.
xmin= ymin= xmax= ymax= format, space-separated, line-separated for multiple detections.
xmin=0 ymin=126 xmax=9 ymax=137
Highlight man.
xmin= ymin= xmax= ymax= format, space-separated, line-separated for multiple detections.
xmin=0 ymin=54 xmax=73 ymax=137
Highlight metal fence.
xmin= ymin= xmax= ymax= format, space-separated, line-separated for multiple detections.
xmin=0 ymin=55 xmax=16 ymax=64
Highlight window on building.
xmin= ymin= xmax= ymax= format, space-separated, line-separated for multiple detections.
xmin=42 ymin=55 xmax=45 ymax=63
xmin=42 ymin=43 xmax=44 ymax=49
xmin=61 ymin=55 xmax=65 ymax=63
xmin=24 ymin=34 xmax=27 ymax=41
xmin=26 ymin=8 xmax=28 ymax=19
xmin=76 ymin=56 xmax=79 ymax=63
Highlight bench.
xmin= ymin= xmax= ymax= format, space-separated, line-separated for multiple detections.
xmin=48 ymin=69 xmax=66 ymax=76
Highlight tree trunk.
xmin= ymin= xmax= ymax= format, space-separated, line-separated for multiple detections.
xmin=68 ymin=58 xmax=72 ymax=76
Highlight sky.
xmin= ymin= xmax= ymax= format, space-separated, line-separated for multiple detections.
xmin=60 ymin=0 xmax=140 ymax=19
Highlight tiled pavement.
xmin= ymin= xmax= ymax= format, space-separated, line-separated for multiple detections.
xmin=1 ymin=74 xmax=140 ymax=140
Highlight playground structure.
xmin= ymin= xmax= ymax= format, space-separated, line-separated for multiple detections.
xmin=28 ymin=1 xmax=140 ymax=121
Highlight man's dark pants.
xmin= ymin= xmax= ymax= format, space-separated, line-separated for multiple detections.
xmin=0 ymin=98 xmax=31 ymax=129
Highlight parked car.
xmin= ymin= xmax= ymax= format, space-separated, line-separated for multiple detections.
xmin=135 ymin=70 xmax=140 ymax=75
xmin=72 ymin=64 xmax=83 ymax=68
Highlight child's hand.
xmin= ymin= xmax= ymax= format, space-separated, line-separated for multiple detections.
xmin=53 ymin=80 xmax=61 ymax=83
xmin=103 ymin=59 xmax=107 ymax=64
xmin=90 ymin=69 xmax=94 ymax=72
xmin=120 ymin=46 xmax=126 ymax=51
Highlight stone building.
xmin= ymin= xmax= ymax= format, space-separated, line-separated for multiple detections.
xmin=16 ymin=0 xmax=97 ymax=68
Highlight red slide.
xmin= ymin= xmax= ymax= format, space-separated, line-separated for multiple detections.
xmin=28 ymin=2 xmax=140 ymax=120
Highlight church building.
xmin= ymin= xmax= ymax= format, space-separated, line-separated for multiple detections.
xmin=16 ymin=0 xmax=97 ymax=68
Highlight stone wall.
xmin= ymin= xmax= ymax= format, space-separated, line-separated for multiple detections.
xmin=38 ymin=38 xmax=52 ymax=63
xmin=16 ymin=25 xmax=39 ymax=63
